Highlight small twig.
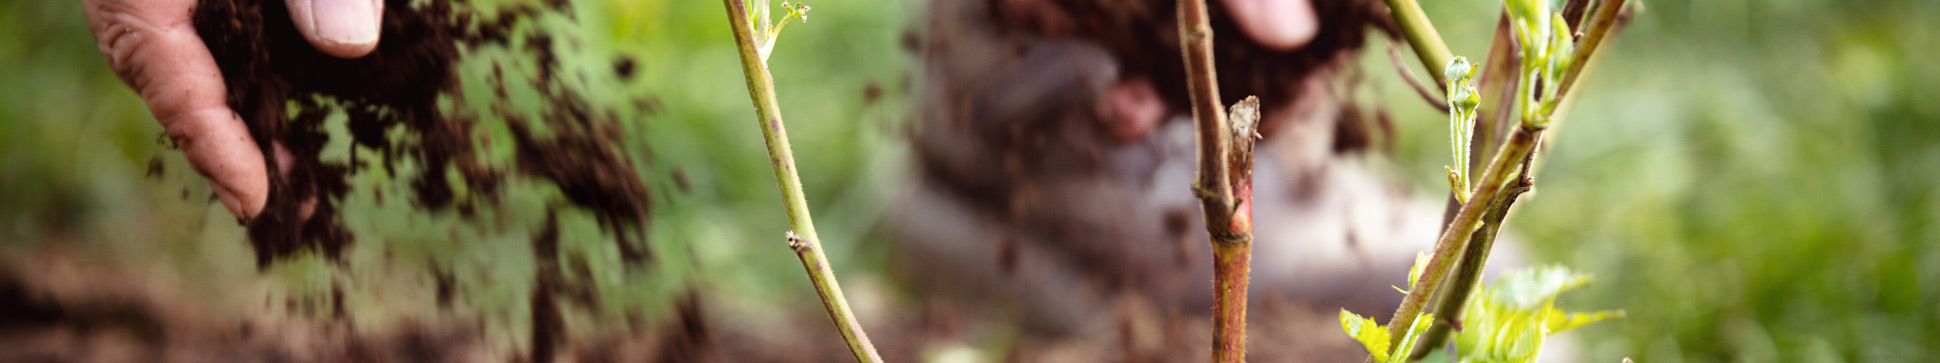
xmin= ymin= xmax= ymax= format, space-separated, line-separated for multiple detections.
xmin=1555 ymin=0 xmax=1629 ymax=103
xmin=1387 ymin=40 xmax=1450 ymax=113
xmin=721 ymin=1 xmax=883 ymax=362
xmin=1472 ymin=12 xmax=1520 ymax=173
xmin=1380 ymin=0 xmax=1456 ymax=87
xmin=1176 ymin=0 xmax=1257 ymax=361
xmin=1561 ymin=0 xmax=1594 ymax=31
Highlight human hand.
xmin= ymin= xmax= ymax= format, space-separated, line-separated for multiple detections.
xmin=84 ymin=0 xmax=383 ymax=220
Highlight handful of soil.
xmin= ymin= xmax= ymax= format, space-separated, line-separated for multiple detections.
xmin=193 ymin=0 xmax=650 ymax=267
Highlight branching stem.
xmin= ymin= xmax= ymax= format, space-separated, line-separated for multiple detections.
xmin=722 ymin=1 xmax=882 ymax=362
xmin=1407 ymin=148 xmax=1535 ymax=360
xmin=1374 ymin=1 xmax=1630 ymax=361
xmin=1371 ymin=123 xmax=1542 ymax=363
xmin=1177 ymin=0 xmax=1256 ymax=361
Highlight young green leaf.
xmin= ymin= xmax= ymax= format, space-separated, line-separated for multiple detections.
xmin=1409 ymin=251 xmax=1430 ymax=291
xmin=1341 ymin=310 xmax=1394 ymax=362
xmin=1450 ymin=266 xmax=1623 ymax=363
xmin=1396 ymin=251 xmax=1431 ymax=294
xmin=1489 ymin=265 xmax=1592 ymax=309
xmin=1341 ymin=309 xmax=1441 ymax=363
xmin=1546 ymin=309 xmax=1624 ymax=333
xmin=1389 ymin=312 xmax=1439 ymax=363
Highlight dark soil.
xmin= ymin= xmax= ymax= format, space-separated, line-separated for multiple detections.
xmin=988 ymin=0 xmax=1388 ymax=138
xmin=193 ymin=0 xmax=651 ymax=268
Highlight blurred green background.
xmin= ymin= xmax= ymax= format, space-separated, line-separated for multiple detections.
xmin=2 ymin=0 xmax=1937 ymax=362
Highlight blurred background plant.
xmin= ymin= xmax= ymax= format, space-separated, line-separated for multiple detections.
xmin=1 ymin=0 xmax=1936 ymax=361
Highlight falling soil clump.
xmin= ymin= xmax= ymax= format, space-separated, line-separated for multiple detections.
xmin=194 ymin=0 xmax=652 ymax=267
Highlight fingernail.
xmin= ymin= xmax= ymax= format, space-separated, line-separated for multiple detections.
xmin=210 ymin=180 xmax=247 ymax=221
xmin=313 ymin=0 xmax=380 ymax=45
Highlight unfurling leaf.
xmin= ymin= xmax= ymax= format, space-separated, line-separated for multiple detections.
xmin=1408 ymin=251 xmax=1430 ymax=291
xmin=1340 ymin=308 xmax=1442 ymax=363
xmin=1389 ymin=312 xmax=1439 ymax=363
xmin=1341 ymin=310 xmax=1393 ymax=362
xmin=1547 ymin=309 xmax=1624 ymax=333
xmin=1490 ymin=265 xmax=1592 ymax=309
xmin=1395 ymin=251 xmax=1430 ymax=294
xmin=1453 ymin=266 xmax=1622 ymax=363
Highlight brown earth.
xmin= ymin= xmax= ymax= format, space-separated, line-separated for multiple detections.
xmin=193 ymin=0 xmax=650 ymax=269
xmin=0 ymin=248 xmax=1363 ymax=363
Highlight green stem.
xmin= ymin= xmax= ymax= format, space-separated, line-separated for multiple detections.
xmin=1407 ymin=152 xmax=1533 ymax=360
xmin=1371 ymin=122 xmax=1543 ymax=363
xmin=1381 ymin=3 xmax=1630 ymax=360
xmin=721 ymin=1 xmax=882 ymax=362
xmin=1382 ymin=0 xmax=1456 ymax=87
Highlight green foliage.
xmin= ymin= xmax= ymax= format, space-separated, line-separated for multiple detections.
xmin=1342 ymin=310 xmax=1438 ymax=363
xmin=1347 ymin=253 xmax=1444 ymax=363
xmin=1397 ymin=251 xmax=1432 ymax=294
xmin=1505 ymin=0 xmax=1573 ymax=128
xmin=1342 ymin=310 xmax=1394 ymax=362
xmin=1452 ymin=266 xmax=1622 ymax=363
xmin=1349 ymin=0 xmax=1940 ymax=360
xmin=1348 ymin=263 xmax=1620 ymax=363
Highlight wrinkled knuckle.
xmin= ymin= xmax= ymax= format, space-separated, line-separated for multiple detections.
xmin=95 ymin=13 xmax=157 ymax=82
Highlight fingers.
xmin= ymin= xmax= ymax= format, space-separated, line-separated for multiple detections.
xmin=85 ymin=0 xmax=270 ymax=220
xmin=1224 ymin=0 xmax=1319 ymax=51
xmin=285 ymin=0 xmax=384 ymax=58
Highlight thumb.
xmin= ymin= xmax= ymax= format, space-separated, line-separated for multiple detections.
xmin=285 ymin=0 xmax=384 ymax=58
xmin=1224 ymin=0 xmax=1318 ymax=51
xmin=85 ymin=0 xmax=271 ymax=220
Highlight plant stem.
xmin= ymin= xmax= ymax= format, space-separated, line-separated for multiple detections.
xmin=1471 ymin=12 xmax=1519 ymax=173
xmin=1378 ymin=2 xmax=1630 ymax=361
xmin=1382 ymin=0 xmax=1456 ymax=87
xmin=1387 ymin=40 xmax=1450 ymax=113
xmin=1212 ymin=237 xmax=1253 ymax=361
xmin=1177 ymin=0 xmax=1255 ymax=361
xmin=1373 ymin=122 xmax=1541 ymax=362
xmin=1411 ymin=15 xmax=1521 ymax=361
xmin=1407 ymin=150 xmax=1534 ymax=360
xmin=721 ymin=1 xmax=883 ymax=362
xmin=1556 ymin=0 xmax=1629 ymax=103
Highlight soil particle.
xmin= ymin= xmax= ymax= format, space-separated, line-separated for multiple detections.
xmin=862 ymin=82 xmax=884 ymax=105
xmin=529 ymin=213 xmax=565 ymax=363
xmin=613 ymin=57 xmax=637 ymax=81
xmin=146 ymin=157 xmax=164 ymax=179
